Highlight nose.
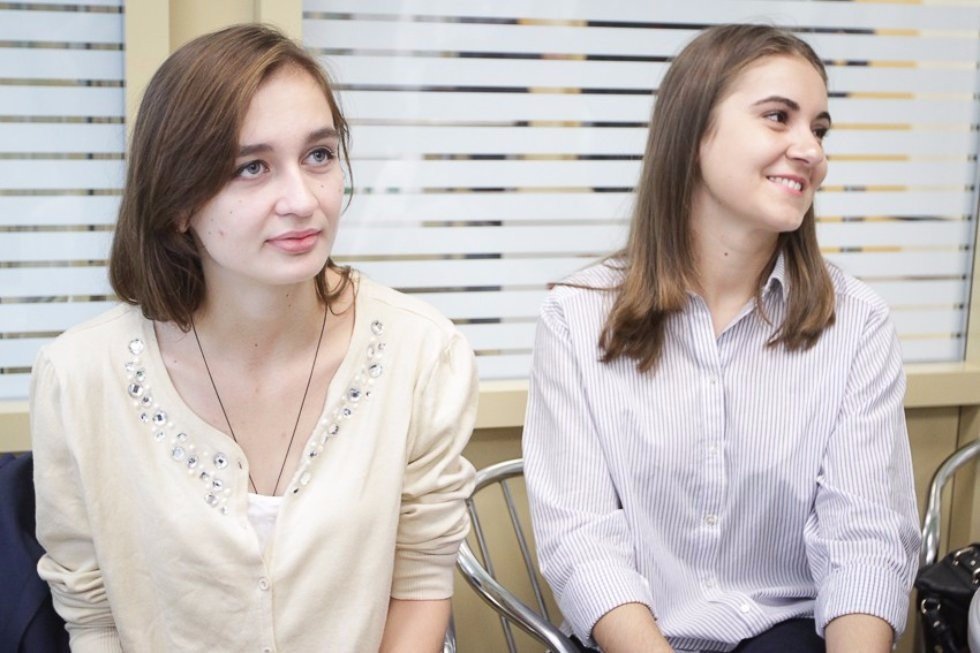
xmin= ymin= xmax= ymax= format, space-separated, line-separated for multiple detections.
xmin=787 ymin=129 xmax=826 ymax=167
xmin=273 ymin=166 xmax=317 ymax=218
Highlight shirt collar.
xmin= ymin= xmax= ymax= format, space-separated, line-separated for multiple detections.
xmin=762 ymin=252 xmax=787 ymax=299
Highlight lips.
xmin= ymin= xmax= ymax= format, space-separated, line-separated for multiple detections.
xmin=267 ymin=229 xmax=321 ymax=254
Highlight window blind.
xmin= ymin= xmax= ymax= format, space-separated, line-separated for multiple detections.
xmin=304 ymin=0 xmax=980 ymax=379
xmin=0 ymin=1 xmax=125 ymax=400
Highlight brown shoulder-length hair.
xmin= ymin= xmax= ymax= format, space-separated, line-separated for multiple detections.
xmin=109 ymin=23 xmax=353 ymax=330
xmin=600 ymin=23 xmax=835 ymax=372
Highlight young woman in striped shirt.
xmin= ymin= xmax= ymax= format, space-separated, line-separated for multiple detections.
xmin=524 ymin=24 xmax=919 ymax=653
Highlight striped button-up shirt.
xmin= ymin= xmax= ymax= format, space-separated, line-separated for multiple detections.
xmin=523 ymin=257 xmax=920 ymax=652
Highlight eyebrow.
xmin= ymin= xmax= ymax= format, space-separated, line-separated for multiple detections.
xmin=753 ymin=95 xmax=832 ymax=125
xmin=237 ymin=127 xmax=340 ymax=158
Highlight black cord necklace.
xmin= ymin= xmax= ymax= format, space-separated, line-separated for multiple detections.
xmin=191 ymin=305 xmax=328 ymax=496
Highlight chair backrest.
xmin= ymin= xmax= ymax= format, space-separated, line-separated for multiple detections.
xmin=456 ymin=458 xmax=578 ymax=653
xmin=920 ymin=439 xmax=980 ymax=567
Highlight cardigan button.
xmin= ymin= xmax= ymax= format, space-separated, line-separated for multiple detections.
xmin=258 ymin=577 xmax=270 ymax=591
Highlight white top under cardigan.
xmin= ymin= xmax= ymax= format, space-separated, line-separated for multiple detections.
xmin=31 ymin=275 xmax=477 ymax=653
xmin=523 ymin=257 xmax=920 ymax=651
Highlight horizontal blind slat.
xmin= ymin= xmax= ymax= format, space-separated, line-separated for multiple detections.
xmin=306 ymin=20 xmax=980 ymax=63
xmin=0 ymin=48 xmax=123 ymax=81
xmin=327 ymin=55 xmax=978 ymax=94
xmin=0 ymin=86 xmax=124 ymax=118
xmin=0 ymin=196 xmax=121 ymax=226
xmin=0 ymin=232 xmax=112 ymax=262
xmin=349 ymin=126 xmax=977 ymax=157
xmin=0 ymin=123 xmax=125 ymax=153
xmin=0 ymin=10 xmax=123 ymax=44
xmin=306 ymin=0 xmax=980 ymax=30
xmin=0 ymin=160 xmax=125 ymax=190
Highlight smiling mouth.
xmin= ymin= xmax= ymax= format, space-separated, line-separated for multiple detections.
xmin=767 ymin=176 xmax=804 ymax=192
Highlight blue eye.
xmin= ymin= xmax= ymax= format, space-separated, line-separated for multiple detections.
xmin=307 ymin=147 xmax=335 ymax=165
xmin=235 ymin=160 xmax=266 ymax=178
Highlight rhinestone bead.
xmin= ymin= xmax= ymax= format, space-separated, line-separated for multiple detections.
xmin=299 ymin=471 xmax=312 ymax=486
xmin=377 ymin=342 xmax=386 ymax=353
xmin=139 ymin=412 xmax=151 ymax=424
xmin=128 ymin=338 xmax=145 ymax=356
xmin=327 ymin=424 xmax=340 ymax=436
xmin=171 ymin=446 xmax=185 ymax=461
xmin=348 ymin=387 xmax=361 ymax=402
xmin=153 ymin=430 xmax=166 ymax=441
xmin=368 ymin=363 xmax=383 ymax=378
xmin=211 ymin=478 xmax=223 ymax=491
xmin=199 ymin=471 xmax=211 ymax=483
xmin=134 ymin=369 xmax=146 ymax=382
xmin=176 ymin=432 xmax=188 ymax=442
xmin=124 ymin=361 xmax=137 ymax=373
xmin=341 ymin=407 xmax=353 ymax=418
xmin=370 ymin=320 xmax=384 ymax=336
xmin=127 ymin=383 xmax=144 ymax=398
xmin=214 ymin=453 xmax=228 ymax=469
xmin=139 ymin=395 xmax=153 ymax=407
xmin=205 ymin=493 xmax=218 ymax=507
xmin=186 ymin=455 xmax=199 ymax=469
xmin=152 ymin=410 xmax=167 ymax=426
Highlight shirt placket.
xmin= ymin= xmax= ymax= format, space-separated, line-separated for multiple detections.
xmin=691 ymin=302 xmax=727 ymax=599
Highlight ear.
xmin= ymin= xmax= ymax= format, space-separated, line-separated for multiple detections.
xmin=176 ymin=211 xmax=192 ymax=234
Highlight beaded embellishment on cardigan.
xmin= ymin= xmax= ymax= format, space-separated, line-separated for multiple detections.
xmin=123 ymin=321 xmax=388 ymax=512
xmin=292 ymin=320 xmax=388 ymax=494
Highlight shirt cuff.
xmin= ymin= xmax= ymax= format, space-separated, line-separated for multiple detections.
xmin=559 ymin=560 xmax=656 ymax=646
xmin=815 ymin=567 xmax=911 ymax=637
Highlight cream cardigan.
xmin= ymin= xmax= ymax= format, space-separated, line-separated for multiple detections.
xmin=32 ymin=277 xmax=477 ymax=652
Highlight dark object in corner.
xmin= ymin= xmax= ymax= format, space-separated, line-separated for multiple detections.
xmin=0 ymin=452 xmax=71 ymax=652
xmin=916 ymin=542 xmax=979 ymax=653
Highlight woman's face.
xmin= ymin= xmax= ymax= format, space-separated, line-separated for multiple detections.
xmin=187 ymin=66 xmax=344 ymax=296
xmin=693 ymin=54 xmax=830 ymax=240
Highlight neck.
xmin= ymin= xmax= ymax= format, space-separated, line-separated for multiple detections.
xmin=193 ymin=281 xmax=324 ymax=363
xmin=690 ymin=216 xmax=778 ymax=312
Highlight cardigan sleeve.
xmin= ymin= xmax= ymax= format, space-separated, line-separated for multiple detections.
xmin=804 ymin=302 xmax=921 ymax=638
xmin=31 ymin=350 xmax=123 ymax=653
xmin=390 ymin=331 xmax=477 ymax=599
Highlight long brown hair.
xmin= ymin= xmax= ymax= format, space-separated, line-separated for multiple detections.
xmin=600 ymin=24 xmax=835 ymax=372
xmin=109 ymin=24 xmax=353 ymax=330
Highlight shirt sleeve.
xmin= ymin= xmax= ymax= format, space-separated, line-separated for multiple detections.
xmin=390 ymin=331 xmax=477 ymax=600
xmin=804 ymin=303 xmax=921 ymax=638
xmin=31 ymin=349 xmax=123 ymax=653
xmin=523 ymin=294 xmax=655 ymax=645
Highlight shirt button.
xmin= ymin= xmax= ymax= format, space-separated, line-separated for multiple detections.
xmin=258 ymin=577 xmax=270 ymax=591
xmin=740 ymin=603 xmax=751 ymax=613
xmin=704 ymin=514 xmax=718 ymax=526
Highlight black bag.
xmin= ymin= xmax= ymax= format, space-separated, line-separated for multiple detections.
xmin=915 ymin=543 xmax=980 ymax=653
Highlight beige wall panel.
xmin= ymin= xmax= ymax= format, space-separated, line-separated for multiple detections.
xmin=951 ymin=408 xmax=980 ymax=547
xmin=168 ymin=0 xmax=253 ymax=49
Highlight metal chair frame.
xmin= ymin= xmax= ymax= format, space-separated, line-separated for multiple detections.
xmin=916 ymin=438 xmax=980 ymax=653
xmin=920 ymin=438 xmax=980 ymax=568
xmin=456 ymin=458 xmax=578 ymax=653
